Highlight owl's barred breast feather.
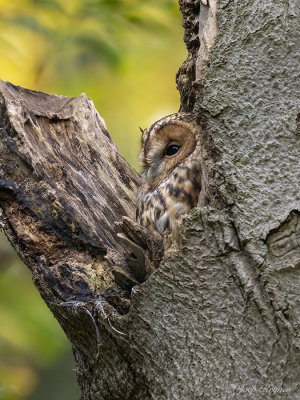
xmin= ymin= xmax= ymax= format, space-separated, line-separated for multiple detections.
xmin=136 ymin=113 xmax=202 ymax=234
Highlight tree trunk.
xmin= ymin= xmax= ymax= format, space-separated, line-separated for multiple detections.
xmin=0 ymin=0 xmax=299 ymax=399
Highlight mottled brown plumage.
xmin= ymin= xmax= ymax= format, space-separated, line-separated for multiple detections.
xmin=136 ymin=113 xmax=202 ymax=233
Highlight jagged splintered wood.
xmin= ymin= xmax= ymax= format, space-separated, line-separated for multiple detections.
xmin=0 ymin=0 xmax=300 ymax=399
xmin=0 ymin=81 xmax=144 ymax=303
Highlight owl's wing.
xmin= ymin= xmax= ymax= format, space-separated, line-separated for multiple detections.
xmin=117 ymin=216 xmax=164 ymax=283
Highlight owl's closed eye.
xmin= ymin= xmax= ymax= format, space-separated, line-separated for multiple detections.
xmin=136 ymin=113 xmax=202 ymax=233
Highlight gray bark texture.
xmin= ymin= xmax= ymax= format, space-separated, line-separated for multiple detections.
xmin=0 ymin=0 xmax=300 ymax=399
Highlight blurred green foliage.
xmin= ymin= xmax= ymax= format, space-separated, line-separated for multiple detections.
xmin=0 ymin=0 xmax=186 ymax=398
xmin=0 ymin=0 xmax=186 ymax=167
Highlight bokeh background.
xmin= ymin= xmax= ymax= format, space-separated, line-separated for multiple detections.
xmin=0 ymin=0 xmax=186 ymax=399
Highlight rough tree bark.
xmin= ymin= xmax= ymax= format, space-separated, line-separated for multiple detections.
xmin=0 ymin=1 xmax=299 ymax=399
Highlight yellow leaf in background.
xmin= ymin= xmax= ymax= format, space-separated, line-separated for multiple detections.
xmin=0 ymin=365 xmax=37 ymax=400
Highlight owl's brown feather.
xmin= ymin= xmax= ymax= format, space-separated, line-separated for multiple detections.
xmin=137 ymin=113 xmax=202 ymax=233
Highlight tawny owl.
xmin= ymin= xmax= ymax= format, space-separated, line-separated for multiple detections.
xmin=136 ymin=113 xmax=202 ymax=233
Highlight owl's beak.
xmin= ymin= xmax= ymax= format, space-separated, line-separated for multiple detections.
xmin=146 ymin=169 xmax=154 ymax=185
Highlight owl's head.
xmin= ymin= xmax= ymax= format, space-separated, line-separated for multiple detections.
xmin=139 ymin=113 xmax=197 ymax=191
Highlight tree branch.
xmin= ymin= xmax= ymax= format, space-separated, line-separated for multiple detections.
xmin=0 ymin=81 xmax=141 ymax=306
xmin=1 ymin=0 xmax=299 ymax=399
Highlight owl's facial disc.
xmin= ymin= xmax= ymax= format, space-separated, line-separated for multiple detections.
xmin=145 ymin=142 xmax=181 ymax=185
xmin=140 ymin=120 xmax=197 ymax=190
